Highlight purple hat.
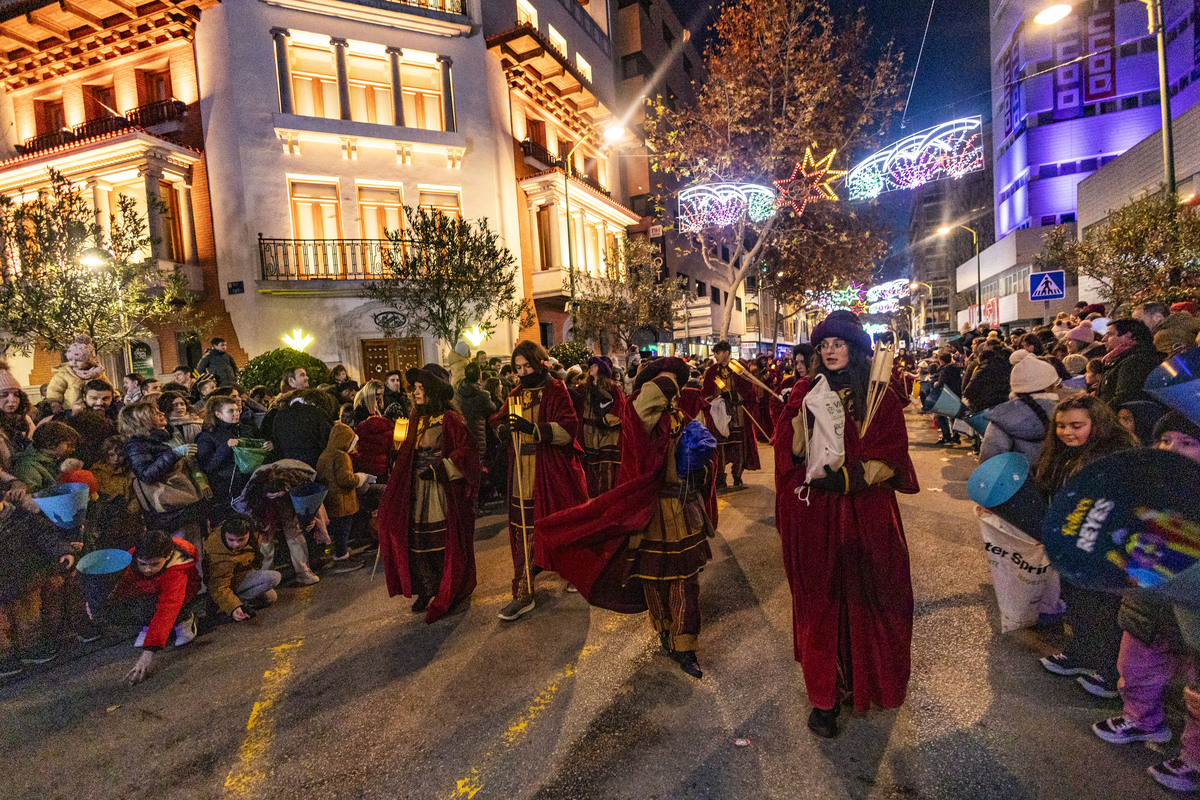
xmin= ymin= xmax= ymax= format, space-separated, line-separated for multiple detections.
xmin=810 ymin=310 xmax=873 ymax=353
xmin=587 ymin=356 xmax=613 ymax=378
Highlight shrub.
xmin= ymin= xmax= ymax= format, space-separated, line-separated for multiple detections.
xmin=548 ymin=341 xmax=592 ymax=369
xmin=239 ymin=348 xmax=330 ymax=393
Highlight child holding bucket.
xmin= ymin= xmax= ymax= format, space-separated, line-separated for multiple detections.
xmin=1034 ymin=395 xmax=1137 ymax=698
xmin=196 ymin=395 xmax=272 ymax=525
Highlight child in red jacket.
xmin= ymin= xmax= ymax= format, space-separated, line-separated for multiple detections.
xmin=90 ymin=529 xmax=201 ymax=684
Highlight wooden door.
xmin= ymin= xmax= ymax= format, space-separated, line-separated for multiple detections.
xmin=360 ymin=338 xmax=422 ymax=381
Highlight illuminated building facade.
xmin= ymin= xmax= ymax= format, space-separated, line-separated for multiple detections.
xmin=954 ymin=0 xmax=1200 ymax=329
xmin=0 ymin=0 xmax=245 ymax=387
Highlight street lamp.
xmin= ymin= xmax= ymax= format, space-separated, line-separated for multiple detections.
xmin=1036 ymin=2 xmax=1174 ymax=196
xmin=938 ymin=225 xmax=982 ymax=328
xmin=80 ymin=246 xmax=133 ymax=371
xmin=563 ymin=122 xmax=626 ymax=337
xmin=908 ymin=280 xmax=933 ymax=341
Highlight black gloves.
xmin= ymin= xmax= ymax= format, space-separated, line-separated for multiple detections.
xmin=508 ymin=414 xmax=536 ymax=435
xmin=808 ymin=461 xmax=867 ymax=495
xmin=418 ymin=466 xmax=437 ymax=481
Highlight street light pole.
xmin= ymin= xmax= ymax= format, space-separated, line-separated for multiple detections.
xmin=936 ymin=225 xmax=980 ymax=327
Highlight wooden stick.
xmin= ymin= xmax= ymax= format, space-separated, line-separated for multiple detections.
xmin=728 ymin=360 xmax=783 ymax=401
xmin=510 ymin=402 xmax=534 ymax=597
xmin=741 ymin=404 xmax=770 ymax=441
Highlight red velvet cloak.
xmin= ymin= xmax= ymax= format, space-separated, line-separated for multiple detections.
xmin=489 ymin=377 xmax=589 ymax=566
xmin=700 ymin=364 xmax=761 ymax=470
xmin=536 ymin=387 xmax=693 ymax=614
xmin=773 ymin=379 xmax=919 ymax=712
xmin=377 ymin=410 xmax=480 ymax=623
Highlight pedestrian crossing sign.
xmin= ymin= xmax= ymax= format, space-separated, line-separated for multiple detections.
xmin=1028 ymin=270 xmax=1066 ymax=301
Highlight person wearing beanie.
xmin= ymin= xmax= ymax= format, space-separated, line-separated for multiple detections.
xmin=538 ymin=357 xmax=715 ymax=679
xmin=701 ymin=341 xmax=761 ymax=488
xmin=772 ymin=310 xmax=920 ymax=737
xmin=487 ymin=340 xmax=588 ymax=621
xmin=572 ymin=356 xmax=626 ymax=497
xmin=46 ymin=334 xmax=108 ymax=407
xmin=378 ymin=366 xmax=479 ymax=619
xmin=0 ymin=361 xmax=34 ymax=454
xmin=1062 ymin=353 xmax=1088 ymax=377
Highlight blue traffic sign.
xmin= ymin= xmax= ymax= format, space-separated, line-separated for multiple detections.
xmin=1029 ymin=270 xmax=1066 ymax=301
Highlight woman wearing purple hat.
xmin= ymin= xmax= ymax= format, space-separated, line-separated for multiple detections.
xmin=773 ymin=310 xmax=920 ymax=738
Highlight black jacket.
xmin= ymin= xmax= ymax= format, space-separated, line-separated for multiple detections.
xmin=197 ymin=348 xmax=238 ymax=387
xmin=271 ymin=400 xmax=331 ymax=469
xmin=0 ymin=501 xmax=71 ymax=601
xmin=934 ymin=363 xmax=963 ymax=397
xmin=197 ymin=420 xmax=261 ymax=512
xmin=123 ymin=429 xmax=183 ymax=485
xmin=1097 ymin=342 xmax=1163 ymax=408
xmin=962 ymin=355 xmax=1012 ymax=412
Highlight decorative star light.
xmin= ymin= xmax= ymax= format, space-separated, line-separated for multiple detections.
xmin=282 ymin=329 xmax=314 ymax=352
xmin=774 ymin=147 xmax=846 ymax=217
xmin=463 ymin=326 xmax=489 ymax=347
xmin=678 ymin=183 xmax=778 ymax=232
xmin=846 ymin=117 xmax=985 ymax=201
xmin=829 ymin=281 xmax=867 ymax=313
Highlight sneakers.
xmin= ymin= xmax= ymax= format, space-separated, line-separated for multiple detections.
xmin=1040 ymin=653 xmax=1093 ymax=677
xmin=498 ymin=596 xmax=535 ymax=621
xmin=76 ymin=619 xmax=103 ymax=644
xmin=172 ymin=615 xmax=197 ymax=647
xmin=1092 ymin=716 xmax=1172 ymax=744
xmin=330 ymin=557 xmax=365 ymax=574
xmin=248 ymin=589 xmax=277 ymax=608
xmin=294 ymin=568 xmax=320 ymax=586
xmin=1149 ymin=758 xmax=1200 ymax=792
xmin=1077 ymin=672 xmax=1120 ymax=699
xmin=19 ymin=644 xmax=59 ymax=665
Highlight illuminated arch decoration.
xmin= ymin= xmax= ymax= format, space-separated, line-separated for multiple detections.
xmin=846 ymin=117 xmax=985 ymax=201
xmin=866 ymin=278 xmax=909 ymax=313
xmin=677 ymin=183 xmax=778 ymax=233
xmin=774 ymin=147 xmax=845 ymax=216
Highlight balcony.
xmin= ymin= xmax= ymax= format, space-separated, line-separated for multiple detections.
xmin=18 ymin=101 xmax=187 ymax=155
xmin=520 ymin=139 xmax=611 ymax=197
xmin=260 ymin=236 xmax=427 ymax=282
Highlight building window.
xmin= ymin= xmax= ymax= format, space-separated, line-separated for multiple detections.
xmin=418 ymin=189 xmax=461 ymax=217
xmin=357 ymin=186 xmax=403 ymax=239
xmin=525 ymin=116 xmax=547 ymax=149
xmin=710 ymin=285 xmax=720 ymax=304
xmin=622 ymin=52 xmax=651 ymax=79
xmin=35 ymin=98 xmax=66 ymax=136
xmin=547 ymin=25 xmax=567 ymax=57
xmin=696 ymin=280 xmax=706 ymax=298
xmin=140 ymin=66 xmax=173 ymax=104
xmin=401 ymin=62 xmax=444 ymax=131
xmin=735 ymin=296 xmax=742 ymax=311
xmin=558 ymin=137 xmax=575 ymax=166
xmin=291 ymin=43 xmax=340 ymax=120
xmin=289 ymin=180 xmax=342 ymax=240
xmin=683 ymin=55 xmax=693 ymax=76
xmin=517 ymin=0 xmax=537 ymax=28
xmin=160 ymin=182 xmax=185 ymax=262
xmin=576 ymin=54 xmax=592 ymax=83
xmin=85 ymin=83 xmax=117 ymax=120
xmin=347 ymin=52 xmax=393 ymax=125
xmin=661 ymin=21 xmax=674 ymax=47
xmin=535 ymin=205 xmax=554 ymax=270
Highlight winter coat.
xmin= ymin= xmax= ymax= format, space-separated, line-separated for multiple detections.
xmin=11 ymin=447 xmax=59 ymax=494
xmin=934 ymin=363 xmax=963 ymax=397
xmin=962 ymin=357 xmax=1012 ymax=412
xmin=168 ymin=414 xmax=204 ymax=445
xmin=202 ymin=526 xmax=264 ymax=615
xmin=979 ymin=393 xmax=1058 ymax=463
xmin=108 ymin=538 xmax=201 ymax=650
xmin=46 ymin=363 xmax=108 ymax=406
xmin=316 ymin=423 xmax=362 ymax=519
xmin=123 ymin=429 xmax=183 ymax=485
xmin=351 ymin=415 xmax=393 ymax=477
xmin=382 ymin=388 xmax=410 ymax=417
xmin=0 ymin=501 xmax=71 ymax=602
xmin=271 ymin=399 xmax=331 ymax=469
xmin=1097 ymin=342 xmax=1164 ymax=408
xmin=196 ymin=420 xmax=259 ymax=514
xmin=197 ymin=348 xmax=238 ymax=387
xmin=454 ymin=379 xmax=497 ymax=457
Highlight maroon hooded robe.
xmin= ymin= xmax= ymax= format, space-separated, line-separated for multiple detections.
xmin=378 ymin=410 xmax=479 ymax=623
xmin=701 ymin=364 xmax=761 ymax=472
xmin=773 ymin=378 xmax=919 ymax=712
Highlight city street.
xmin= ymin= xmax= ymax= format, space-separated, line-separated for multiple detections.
xmin=0 ymin=408 xmax=1178 ymax=800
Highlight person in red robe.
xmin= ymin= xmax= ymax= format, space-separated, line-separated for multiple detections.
xmin=572 ymin=356 xmax=625 ymax=497
xmin=537 ymin=357 xmax=714 ymax=678
xmin=770 ymin=343 xmax=815 ymax=427
xmin=701 ymin=342 xmax=760 ymax=488
xmin=773 ymin=310 xmax=919 ymax=738
xmin=377 ymin=364 xmax=479 ymax=623
xmin=490 ymin=340 xmax=588 ymax=621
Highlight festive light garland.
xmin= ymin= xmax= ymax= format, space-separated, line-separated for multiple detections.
xmin=677 ymin=183 xmax=778 ymax=232
xmin=865 ymin=278 xmax=909 ymax=304
xmin=846 ymin=117 xmax=985 ymax=201
xmin=868 ymin=299 xmax=900 ymax=314
xmin=774 ymin=147 xmax=845 ymax=217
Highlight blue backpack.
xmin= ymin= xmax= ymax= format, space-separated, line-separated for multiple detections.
xmin=676 ymin=419 xmax=717 ymax=482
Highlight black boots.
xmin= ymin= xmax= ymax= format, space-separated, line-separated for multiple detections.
xmin=411 ymin=595 xmax=431 ymax=613
xmin=807 ymin=706 xmax=839 ymax=738
xmin=673 ymin=650 xmax=703 ymax=679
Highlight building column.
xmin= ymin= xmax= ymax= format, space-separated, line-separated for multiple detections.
xmin=550 ymin=202 xmax=567 ymax=270
xmin=528 ymin=204 xmax=544 ymax=271
xmin=141 ymin=164 xmax=166 ymax=261
xmin=437 ymin=55 xmax=456 ymax=132
xmin=271 ymin=28 xmax=294 ymax=114
xmin=386 ymin=46 xmax=405 ymax=127
xmin=87 ymin=178 xmax=111 ymax=236
xmin=331 ymin=37 xmax=351 ymax=121
xmin=177 ymin=182 xmax=198 ymax=264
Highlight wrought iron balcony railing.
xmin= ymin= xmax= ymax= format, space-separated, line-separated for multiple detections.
xmin=128 ymin=99 xmax=186 ymax=128
xmin=260 ymin=236 xmax=427 ymax=281
xmin=19 ymin=100 xmax=188 ymax=154
xmin=387 ymin=0 xmax=464 ymax=13
xmin=519 ymin=140 xmax=611 ymax=197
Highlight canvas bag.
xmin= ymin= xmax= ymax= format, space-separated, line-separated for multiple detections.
xmin=132 ymin=462 xmax=201 ymax=514
xmin=710 ymin=397 xmax=732 ymax=438
xmin=801 ymin=374 xmax=846 ymax=484
xmin=978 ymin=509 xmax=1063 ymax=633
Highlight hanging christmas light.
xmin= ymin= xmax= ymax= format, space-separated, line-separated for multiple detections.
xmin=677 ymin=183 xmax=778 ymax=232
xmin=774 ymin=146 xmax=846 ymax=217
xmin=846 ymin=117 xmax=985 ymax=201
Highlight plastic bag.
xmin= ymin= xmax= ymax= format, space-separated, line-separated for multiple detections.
xmin=978 ymin=510 xmax=1063 ymax=633
xmin=710 ymin=397 xmax=731 ymax=438
xmin=233 ymin=443 xmax=270 ymax=474
xmin=676 ymin=419 xmax=717 ymax=481
xmin=801 ymin=374 xmax=846 ymax=484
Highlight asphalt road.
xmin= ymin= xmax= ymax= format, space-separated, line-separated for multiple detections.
xmin=0 ymin=409 xmax=1182 ymax=799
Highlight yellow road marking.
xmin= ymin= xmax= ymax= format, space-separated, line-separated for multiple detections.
xmin=447 ymin=644 xmax=601 ymax=798
xmin=223 ymin=640 xmax=303 ymax=798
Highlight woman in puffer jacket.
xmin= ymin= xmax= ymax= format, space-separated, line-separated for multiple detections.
xmin=979 ymin=350 xmax=1062 ymax=463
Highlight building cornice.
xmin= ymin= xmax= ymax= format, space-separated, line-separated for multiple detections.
xmin=258 ymin=0 xmax=471 ymax=38
xmin=0 ymin=127 xmax=200 ymax=193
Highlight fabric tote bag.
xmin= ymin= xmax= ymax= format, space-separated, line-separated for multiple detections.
xmin=801 ymin=374 xmax=846 ymax=484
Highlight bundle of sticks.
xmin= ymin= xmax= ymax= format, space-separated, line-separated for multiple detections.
xmin=861 ymin=345 xmax=895 ymax=436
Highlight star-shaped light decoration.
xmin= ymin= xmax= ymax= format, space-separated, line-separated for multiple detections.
xmin=773 ymin=147 xmax=846 ymax=217
xmin=282 ymin=329 xmax=314 ymax=352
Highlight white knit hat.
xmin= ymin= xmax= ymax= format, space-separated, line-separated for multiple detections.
xmin=0 ymin=360 xmax=20 ymax=392
xmin=1009 ymin=349 xmax=1060 ymax=394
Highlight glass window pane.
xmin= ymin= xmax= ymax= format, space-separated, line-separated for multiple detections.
xmin=291 ymin=45 xmax=335 ymax=77
xmin=349 ymin=85 xmax=368 ymax=122
xmin=422 ymin=94 xmax=441 ymax=130
xmin=347 ymin=54 xmax=388 ymax=83
xmin=321 ymin=81 xmax=340 ymax=119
